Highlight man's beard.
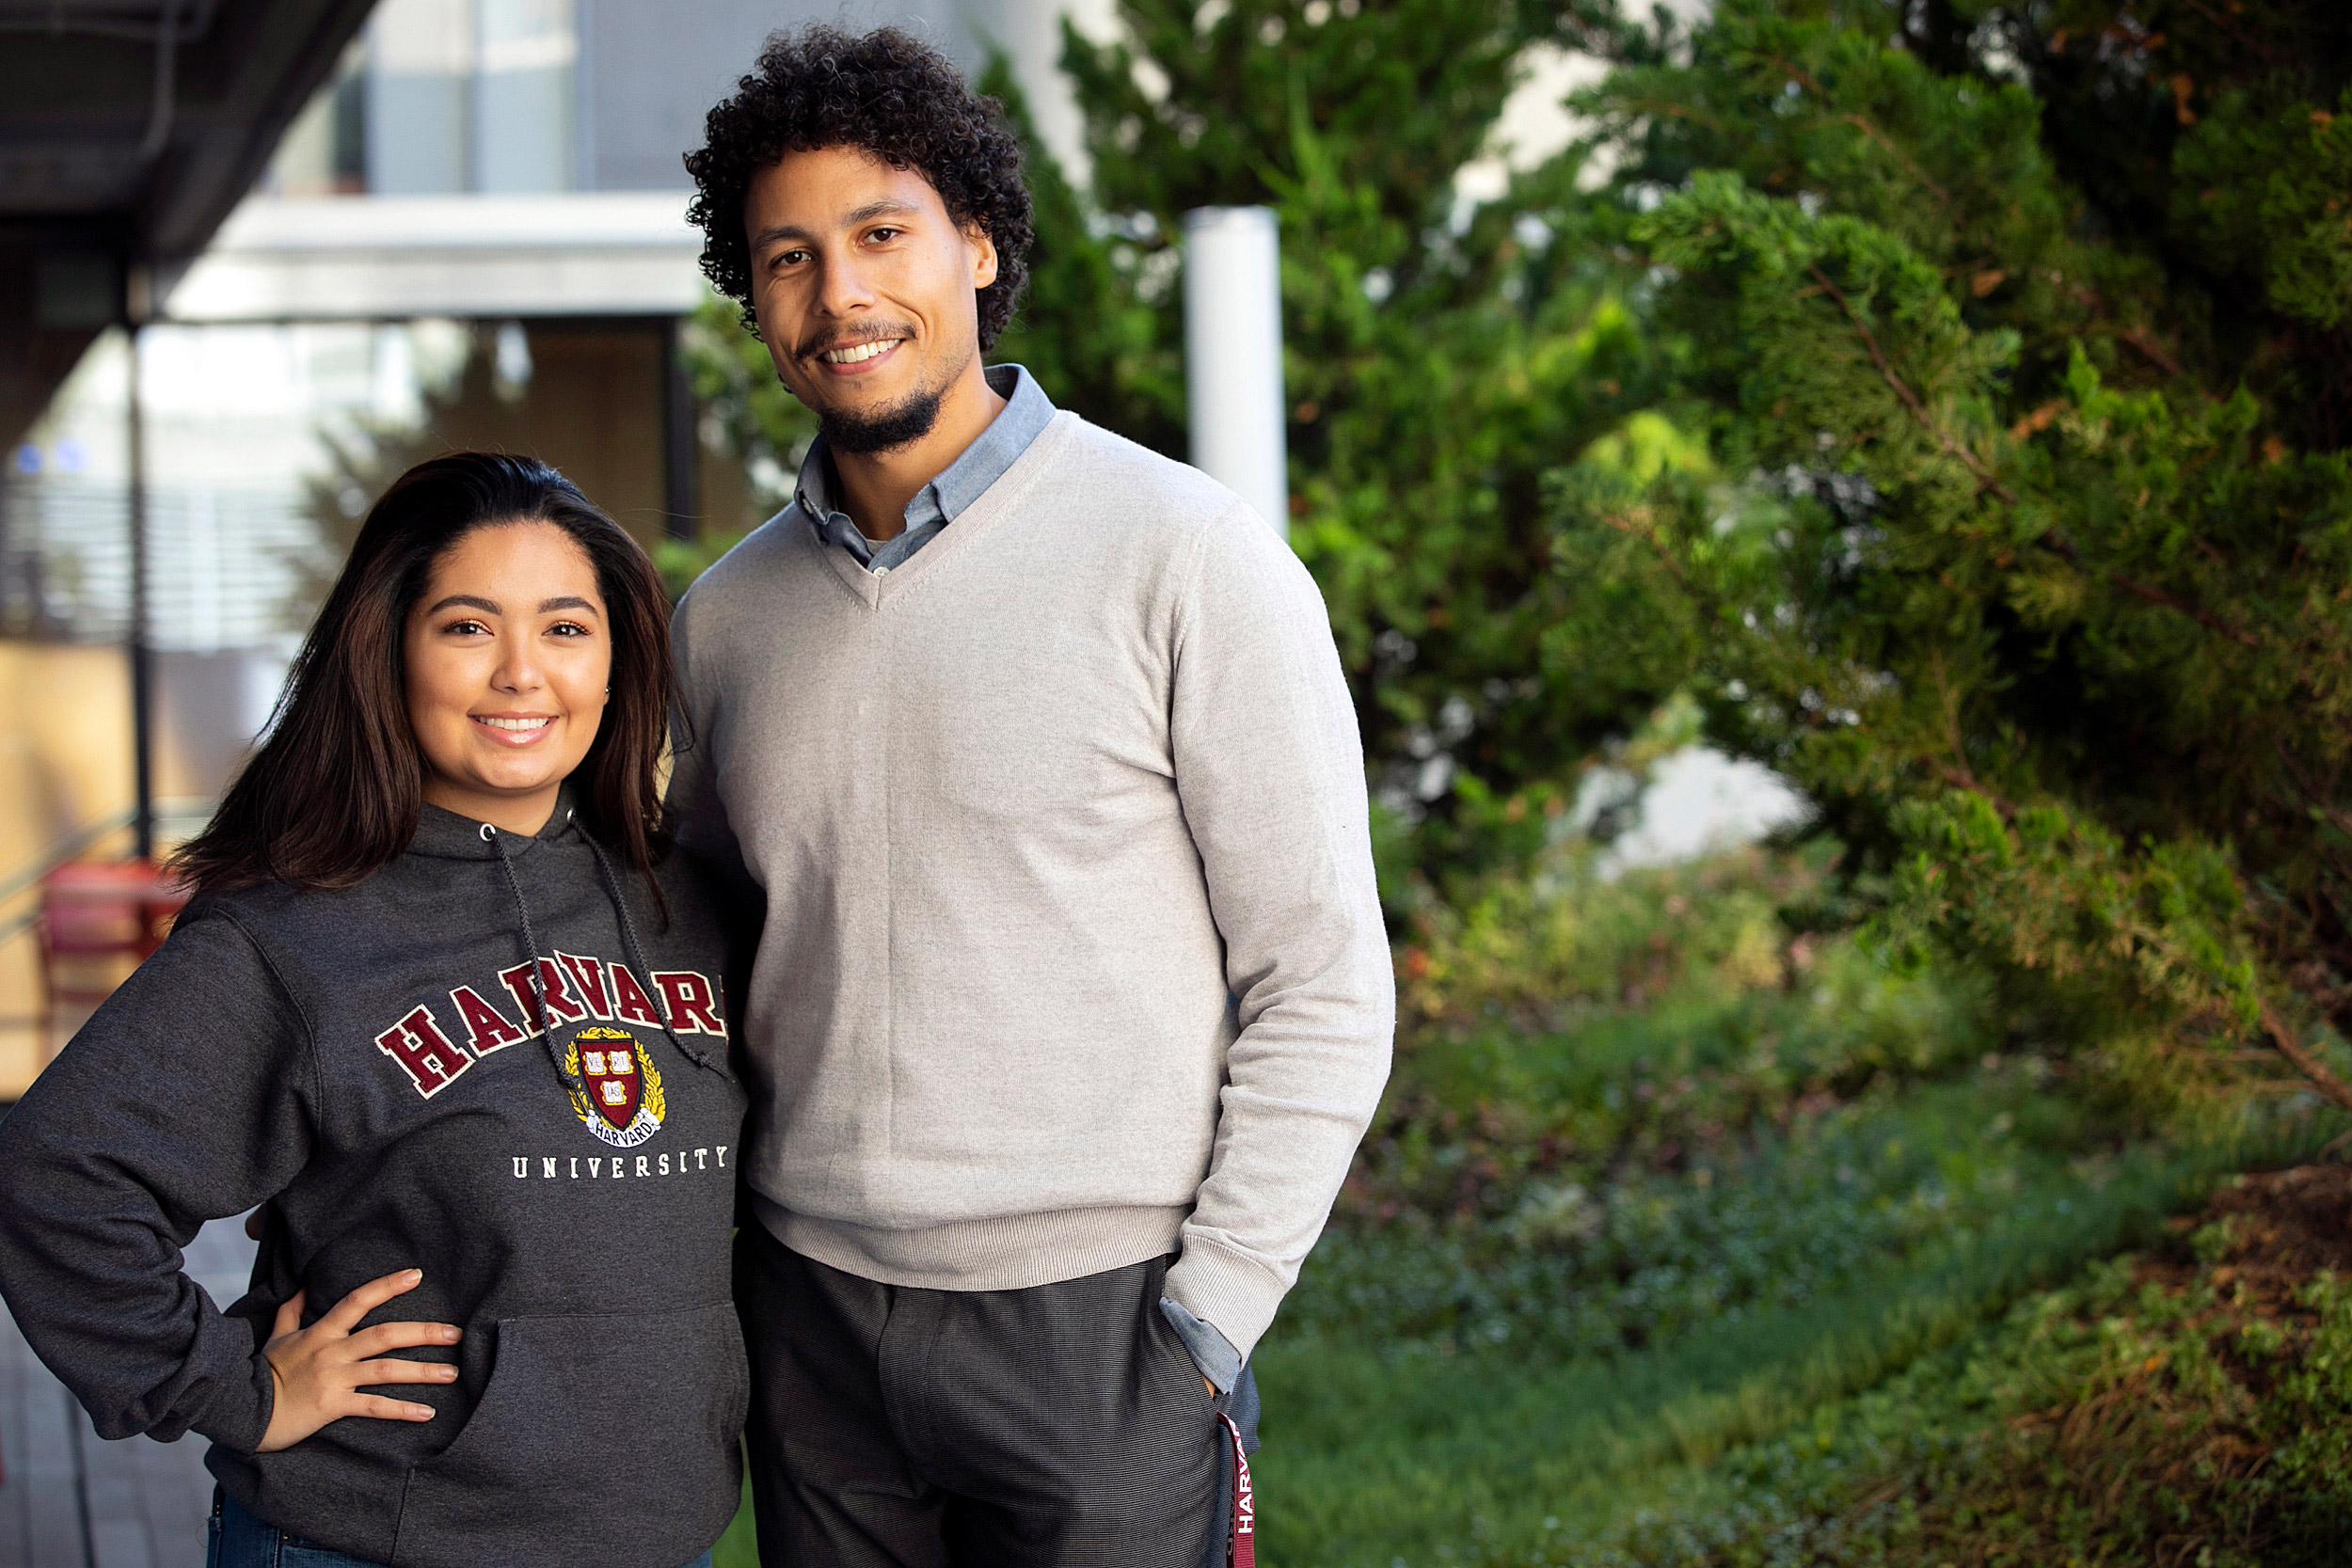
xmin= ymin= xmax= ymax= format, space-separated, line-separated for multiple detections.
xmin=818 ymin=380 xmax=947 ymax=455
xmin=804 ymin=328 xmax=975 ymax=456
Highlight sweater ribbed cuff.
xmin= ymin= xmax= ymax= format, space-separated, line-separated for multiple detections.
xmin=1163 ymin=1233 xmax=1291 ymax=1365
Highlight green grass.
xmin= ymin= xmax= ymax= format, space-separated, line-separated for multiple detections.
xmin=1529 ymin=1172 xmax=2352 ymax=1566
xmin=1253 ymin=1110 xmax=2324 ymax=1565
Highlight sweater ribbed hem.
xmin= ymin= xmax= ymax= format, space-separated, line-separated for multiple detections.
xmin=755 ymin=1195 xmax=1190 ymax=1291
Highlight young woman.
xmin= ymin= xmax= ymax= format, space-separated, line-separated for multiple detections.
xmin=0 ymin=453 xmax=748 ymax=1568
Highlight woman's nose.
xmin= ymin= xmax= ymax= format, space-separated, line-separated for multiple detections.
xmin=492 ymin=638 xmax=542 ymax=691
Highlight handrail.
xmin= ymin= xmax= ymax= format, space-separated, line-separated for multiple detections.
xmin=0 ymin=808 xmax=137 ymax=911
xmin=0 ymin=902 xmax=40 ymax=952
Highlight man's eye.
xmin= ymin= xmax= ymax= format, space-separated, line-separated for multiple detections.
xmin=774 ymin=248 xmax=810 ymax=267
xmin=867 ymin=228 xmax=901 ymax=244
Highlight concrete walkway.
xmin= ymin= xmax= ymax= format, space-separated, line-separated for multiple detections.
xmin=0 ymin=1215 xmax=257 ymax=1568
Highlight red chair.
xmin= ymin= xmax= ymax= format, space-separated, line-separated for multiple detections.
xmin=37 ymin=861 xmax=190 ymax=1048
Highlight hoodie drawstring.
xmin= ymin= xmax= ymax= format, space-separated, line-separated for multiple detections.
xmin=485 ymin=817 xmax=724 ymax=1096
xmin=486 ymin=822 xmax=587 ymax=1098
xmin=582 ymin=833 xmax=724 ymax=1074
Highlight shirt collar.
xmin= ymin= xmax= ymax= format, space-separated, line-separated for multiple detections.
xmin=793 ymin=363 xmax=1055 ymax=546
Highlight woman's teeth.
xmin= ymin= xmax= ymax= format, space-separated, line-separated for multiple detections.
xmin=821 ymin=341 xmax=897 ymax=364
xmin=476 ymin=717 xmax=550 ymax=732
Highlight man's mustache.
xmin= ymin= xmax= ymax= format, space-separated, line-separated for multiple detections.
xmin=797 ymin=324 xmax=917 ymax=360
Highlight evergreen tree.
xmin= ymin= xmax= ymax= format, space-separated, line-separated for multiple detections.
xmin=1545 ymin=0 xmax=2352 ymax=1109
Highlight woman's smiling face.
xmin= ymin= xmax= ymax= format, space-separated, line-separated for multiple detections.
xmin=404 ymin=519 xmax=611 ymax=835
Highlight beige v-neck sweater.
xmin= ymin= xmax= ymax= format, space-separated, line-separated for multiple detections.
xmin=669 ymin=411 xmax=1392 ymax=1358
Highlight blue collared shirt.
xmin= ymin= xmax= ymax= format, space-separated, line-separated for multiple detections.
xmin=794 ymin=363 xmax=1057 ymax=574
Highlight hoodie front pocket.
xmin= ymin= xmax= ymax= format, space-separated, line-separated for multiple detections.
xmin=391 ymin=1301 xmax=747 ymax=1568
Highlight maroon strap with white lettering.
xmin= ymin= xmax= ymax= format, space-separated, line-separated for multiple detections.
xmin=1219 ymin=1412 xmax=1255 ymax=1568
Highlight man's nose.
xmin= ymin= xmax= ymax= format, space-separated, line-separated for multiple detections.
xmin=816 ymin=248 xmax=880 ymax=318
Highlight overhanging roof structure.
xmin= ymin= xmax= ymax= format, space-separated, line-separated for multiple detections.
xmin=164 ymin=191 xmax=707 ymax=321
xmin=0 ymin=0 xmax=379 ymax=445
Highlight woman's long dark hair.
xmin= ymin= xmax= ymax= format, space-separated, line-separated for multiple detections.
xmin=173 ymin=452 xmax=674 ymax=897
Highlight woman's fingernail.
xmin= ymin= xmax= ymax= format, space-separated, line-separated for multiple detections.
xmin=405 ymin=1269 xmax=423 ymax=1282
xmin=411 ymin=1405 xmax=434 ymax=1418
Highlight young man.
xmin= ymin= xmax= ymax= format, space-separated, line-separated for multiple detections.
xmin=674 ymin=27 xmax=1393 ymax=1567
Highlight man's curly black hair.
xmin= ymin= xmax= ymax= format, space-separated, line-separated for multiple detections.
xmin=684 ymin=25 xmax=1032 ymax=352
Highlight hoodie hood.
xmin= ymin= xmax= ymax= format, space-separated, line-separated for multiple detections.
xmin=404 ymin=785 xmax=589 ymax=861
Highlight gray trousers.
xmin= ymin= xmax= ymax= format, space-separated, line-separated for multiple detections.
xmin=734 ymin=1224 xmax=1261 ymax=1568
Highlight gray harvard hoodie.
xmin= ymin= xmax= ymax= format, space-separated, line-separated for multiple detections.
xmin=0 ymin=801 xmax=749 ymax=1568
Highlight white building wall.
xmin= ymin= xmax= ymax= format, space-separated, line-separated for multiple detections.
xmin=347 ymin=0 xmax=1107 ymax=198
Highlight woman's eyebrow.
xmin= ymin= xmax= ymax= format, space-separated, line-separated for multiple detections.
xmin=427 ymin=594 xmax=499 ymax=615
xmin=539 ymin=595 xmax=599 ymax=614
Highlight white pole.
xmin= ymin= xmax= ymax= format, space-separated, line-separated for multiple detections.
xmin=1182 ymin=206 xmax=1288 ymax=538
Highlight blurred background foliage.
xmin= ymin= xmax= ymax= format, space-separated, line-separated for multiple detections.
xmin=683 ymin=0 xmax=2352 ymax=1561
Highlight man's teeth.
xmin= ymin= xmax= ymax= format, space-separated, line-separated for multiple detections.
xmin=821 ymin=341 xmax=896 ymax=364
xmin=477 ymin=717 xmax=550 ymax=732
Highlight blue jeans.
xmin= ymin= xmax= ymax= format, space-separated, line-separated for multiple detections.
xmin=209 ymin=1491 xmax=716 ymax=1568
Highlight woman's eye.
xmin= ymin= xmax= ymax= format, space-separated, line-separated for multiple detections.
xmin=548 ymin=621 xmax=591 ymax=638
xmin=444 ymin=619 xmax=489 ymax=636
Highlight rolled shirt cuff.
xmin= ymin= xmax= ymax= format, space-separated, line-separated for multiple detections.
xmin=1157 ymin=1297 xmax=1243 ymax=1393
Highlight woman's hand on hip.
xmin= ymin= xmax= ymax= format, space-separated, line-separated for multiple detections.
xmin=257 ymin=1268 xmax=462 ymax=1452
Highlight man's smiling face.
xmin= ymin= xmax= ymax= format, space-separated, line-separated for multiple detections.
xmin=743 ymin=145 xmax=999 ymax=453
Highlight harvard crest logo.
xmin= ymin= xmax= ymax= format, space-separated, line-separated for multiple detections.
xmin=564 ymin=1026 xmax=665 ymax=1148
